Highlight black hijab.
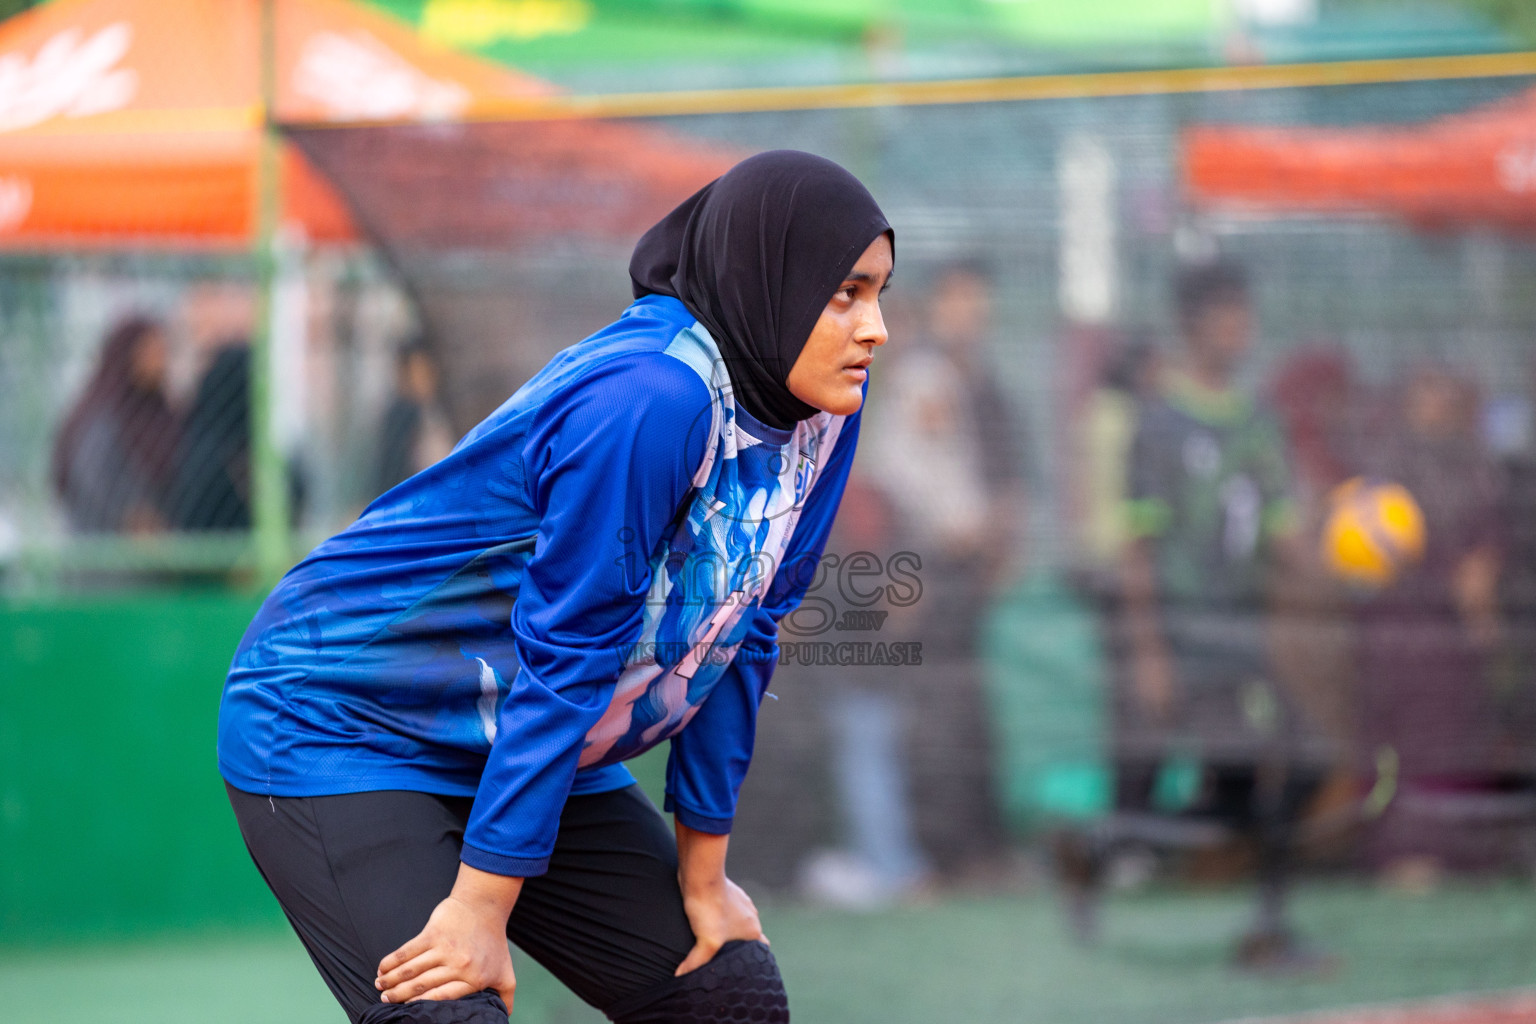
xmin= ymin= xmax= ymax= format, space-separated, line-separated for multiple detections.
xmin=630 ymin=150 xmax=892 ymax=430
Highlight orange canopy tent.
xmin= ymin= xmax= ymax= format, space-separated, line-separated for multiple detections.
xmin=2 ymin=0 xmax=737 ymax=579
xmin=0 ymin=0 xmax=559 ymax=245
xmin=1183 ymin=85 xmax=1536 ymax=233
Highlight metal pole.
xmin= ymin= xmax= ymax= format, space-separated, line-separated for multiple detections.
xmin=251 ymin=0 xmax=291 ymax=585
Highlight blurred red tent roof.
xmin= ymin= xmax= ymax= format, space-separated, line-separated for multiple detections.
xmin=0 ymin=0 xmax=731 ymax=246
xmin=1183 ymin=86 xmax=1536 ymax=233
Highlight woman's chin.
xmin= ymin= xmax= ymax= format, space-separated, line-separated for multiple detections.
xmin=816 ymin=391 xmax=865 ymax=417
xmin=792 ymin=381 xmax=865 ymax=418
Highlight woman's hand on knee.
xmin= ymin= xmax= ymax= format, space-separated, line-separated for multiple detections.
xmin=675 ymin=876 xmax=767 ymax=977
xmin=375 ymin=864 xmax=523 ymax=1011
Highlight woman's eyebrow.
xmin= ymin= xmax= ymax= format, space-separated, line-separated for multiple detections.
xmin=845 ymin=270 xmax=894 ymax=288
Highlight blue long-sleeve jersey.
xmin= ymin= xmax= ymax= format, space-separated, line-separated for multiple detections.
xmin=218 ymin=295 xmax=858 ymax=876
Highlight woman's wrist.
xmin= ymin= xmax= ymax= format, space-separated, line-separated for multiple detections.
xmin=449 ymin=862 xmax=525 ymax=923
xmin=680 ymin=872 xmax=726 ymax=899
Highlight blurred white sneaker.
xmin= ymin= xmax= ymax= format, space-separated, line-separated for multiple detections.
xmin=797 ymin=849 xmax=905 ymax=911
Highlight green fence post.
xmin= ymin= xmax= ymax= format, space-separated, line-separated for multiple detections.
xmin=252 ymin=0 xmax=291 ymax=586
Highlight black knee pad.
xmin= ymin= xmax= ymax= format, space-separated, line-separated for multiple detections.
xmin=606 ymin=940 xmax=788 ymax=1024
xmin=357 ymin=990 xmax=508 ymax=1024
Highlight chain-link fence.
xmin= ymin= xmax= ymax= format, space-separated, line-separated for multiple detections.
xmin=0 ymin=246 xmax=417 ymax=590
xmin=7 ymin=63 xmax=1536 ymax=899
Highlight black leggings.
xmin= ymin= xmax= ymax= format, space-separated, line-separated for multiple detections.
xmin=227 ymin=782 xmax=716 ymax=1022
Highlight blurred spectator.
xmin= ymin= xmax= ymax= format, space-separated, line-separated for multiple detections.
xmin=797 ymin=469 xmax=932 ymax=909
xmin=374 ymin=338 xmax=455 ymax=498
xmin=925 ymin=261 xmax=1031 ymax=581
xmin=1357 ymin=363 xmax=1513 ymax=876
xmin=870 ymin=262 xmax=1030 ymax=605
xmin=1111 ymin=259 xmax=1326 ymax=969
xmin=1264 ymin=346 xmax=1364 ymax=848
xmin=1496 ymin=358 xmax=1536 ymax=765
xmin=1063 ymin=335 xmax=1159 ymax=863
xmin=51 ymin=316 xmax=181 ymax=535
xmin=858 ymin=261 xmax=1029 ymax=877
xmin=168 ymin=344 xmax=251 ymax=531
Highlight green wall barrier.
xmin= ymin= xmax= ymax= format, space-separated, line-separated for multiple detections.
xmin=981 ymin=572 xmax=1111 ymax=833
xmin=0 ymin=592 xmax=670 ymax=945
xmin=0 ymin=593 xmax=278 ymax=943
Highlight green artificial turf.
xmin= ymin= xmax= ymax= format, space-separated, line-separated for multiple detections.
xmin=5 ymin=881 xmax=1534 ymax=1024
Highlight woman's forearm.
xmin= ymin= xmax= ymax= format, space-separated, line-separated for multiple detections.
xmin=675 ymin=822 xmax=730 ymax=895
xmin=671 ymin=822 xmax=765 ymax=975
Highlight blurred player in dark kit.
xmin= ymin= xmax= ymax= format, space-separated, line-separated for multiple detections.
xmin=1064 ymin=259 xmax=1329 ymax=971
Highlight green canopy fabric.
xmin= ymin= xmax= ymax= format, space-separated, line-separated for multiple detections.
xmin=361 ymin=0 xmax=1218 ymax=77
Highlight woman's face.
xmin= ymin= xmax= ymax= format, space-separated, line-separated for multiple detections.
xmin=787 ymin=233 xmax=893 ymax=417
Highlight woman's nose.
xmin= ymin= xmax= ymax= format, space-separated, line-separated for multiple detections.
xmin=860 ymin=304 xmax=889 ymax=347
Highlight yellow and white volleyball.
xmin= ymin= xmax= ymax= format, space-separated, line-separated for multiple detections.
xmin=1321 ymin=478 xmax=1427 ymax=587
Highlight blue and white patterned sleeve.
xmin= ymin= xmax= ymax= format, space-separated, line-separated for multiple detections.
xmin=461 ymin=356 xmax=712 ymax=877
xmin=664 ymin=408 xmax=862 ymax=834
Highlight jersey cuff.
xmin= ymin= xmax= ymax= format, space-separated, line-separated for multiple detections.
xmin=664 ymin=795 xmax=733 ymax=835
xmin=459 ymin=841 xmax=550 ymax=878
xmin=733 ymin=641 xmax=778 ymax=664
